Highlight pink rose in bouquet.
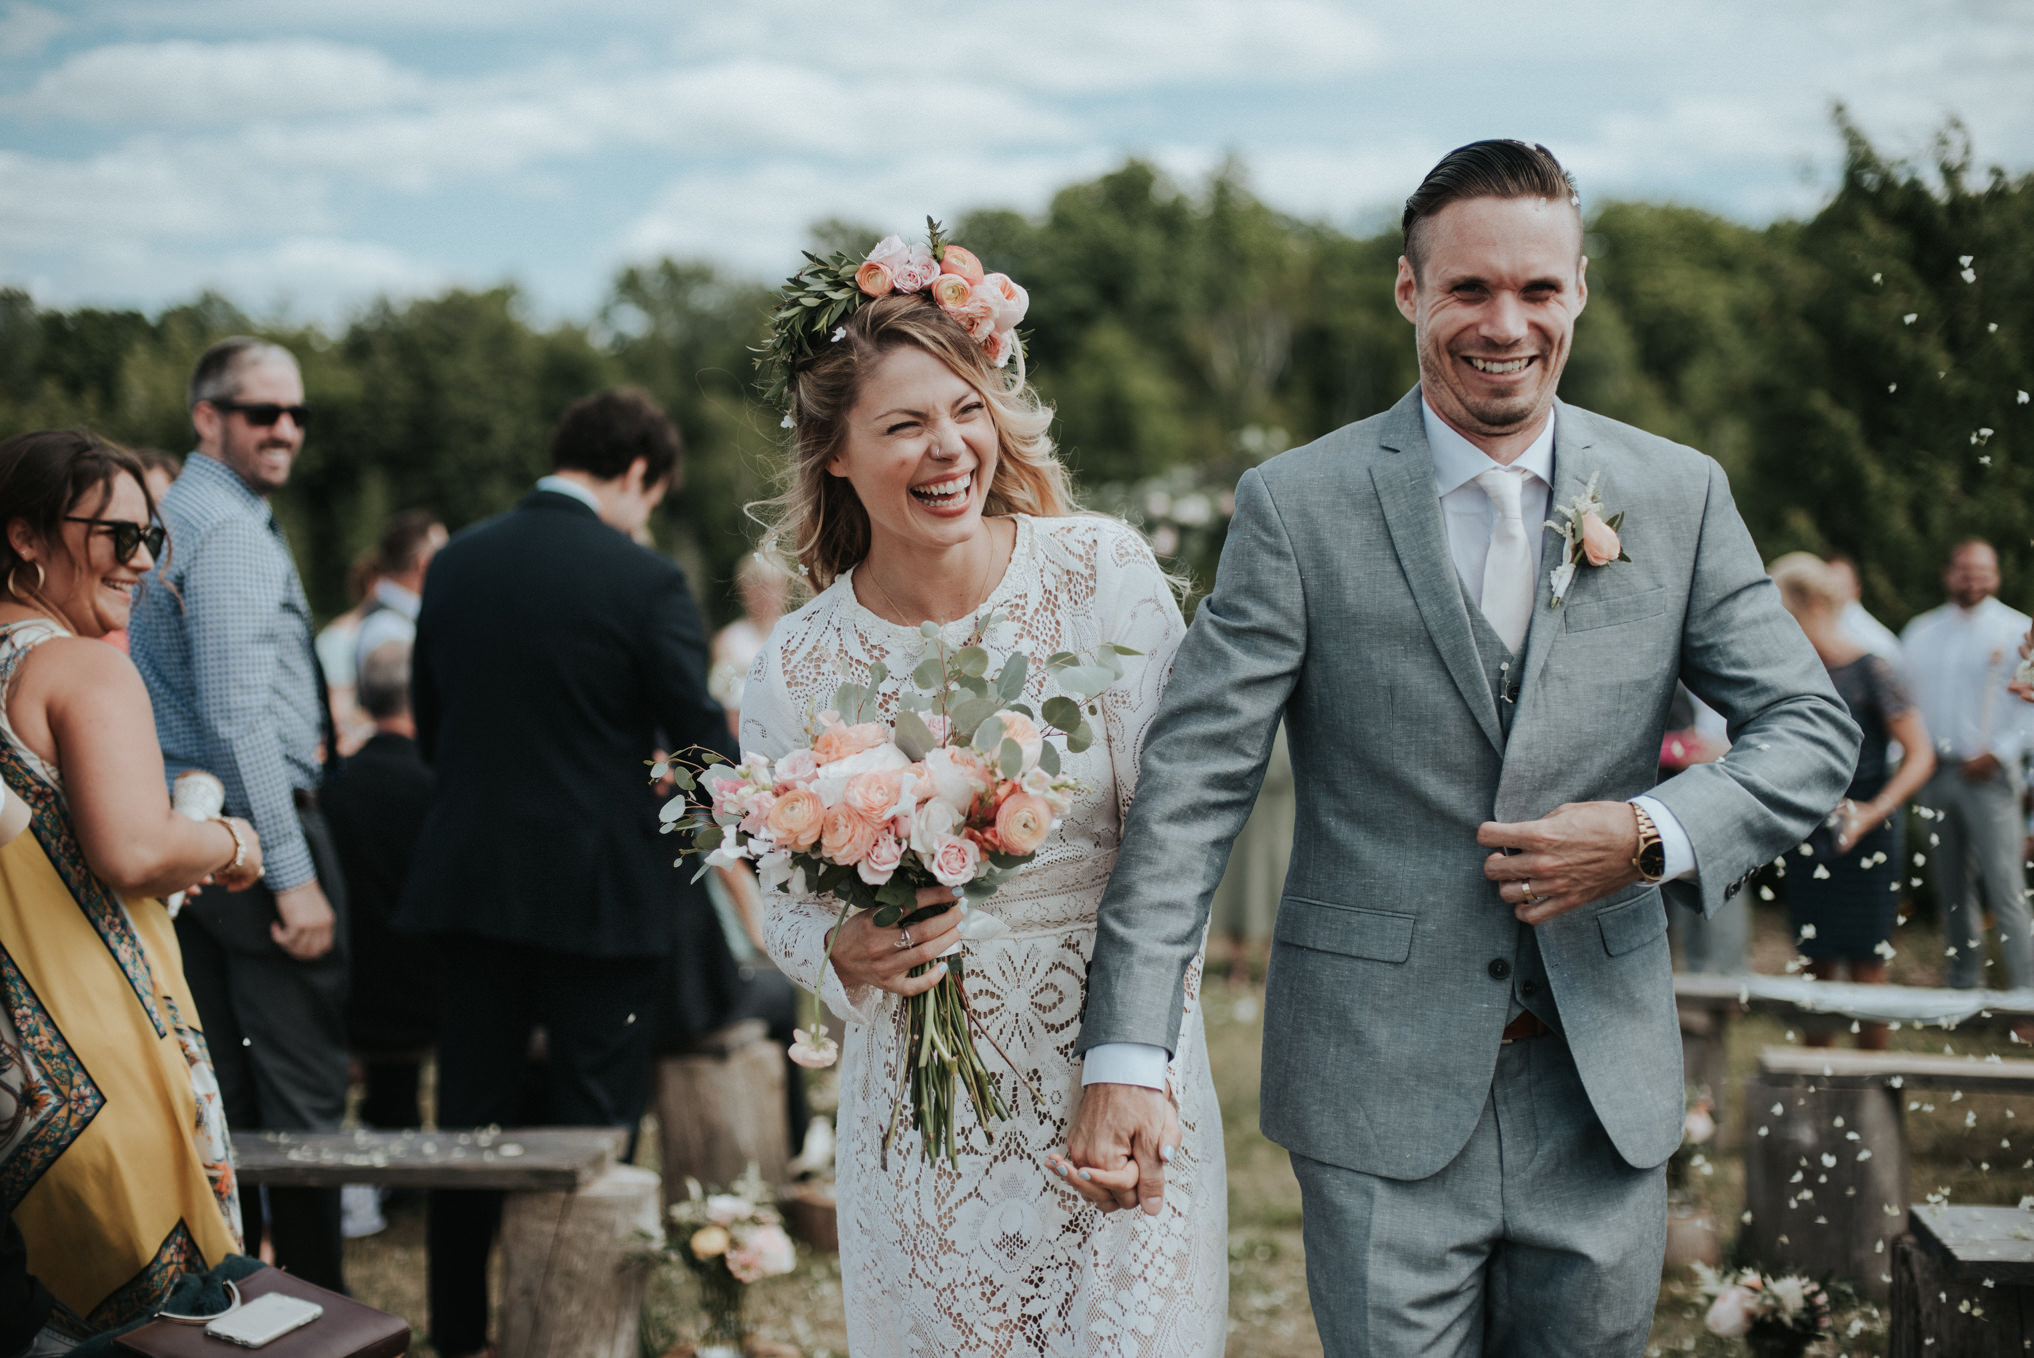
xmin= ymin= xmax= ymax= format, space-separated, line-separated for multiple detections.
xmin=928 ymin=833 xmax=982 ymax=887
xmin=857 ymin=832 xmax=903 ymax=885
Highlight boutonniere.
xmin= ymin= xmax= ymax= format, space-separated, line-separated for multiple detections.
xmin=1545 ymin=471 xmax=1630 ymax=608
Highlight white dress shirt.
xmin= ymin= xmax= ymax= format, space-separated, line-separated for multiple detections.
xmin=1840 ymin=600 xmax=1904 ymax=672
xmin=353 ymin=577 xmax=421 ymax=672
xmin=536 ymin=473 xmax=603 ymax=513
xmin=1899 ymin=596 xmax=2034 ymax=765
xmin=1081 ymin=402 xmax=1693 ymax=1091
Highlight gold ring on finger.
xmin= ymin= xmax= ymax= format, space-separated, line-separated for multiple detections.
xmin=1521 ymin=879 xmax=1537 ymax=904
xmin=894 ymin=927 xmax=913 ymax=950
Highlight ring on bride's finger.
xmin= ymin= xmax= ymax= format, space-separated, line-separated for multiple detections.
xmin=894 ymin=927 xmax=913 ymax=950
xmin=1520 ymin=879 xmax=1537 ymax=904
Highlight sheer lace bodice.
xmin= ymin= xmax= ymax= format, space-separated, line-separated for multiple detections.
xmin=742 ymin=515 xmax=1227 ymax=1357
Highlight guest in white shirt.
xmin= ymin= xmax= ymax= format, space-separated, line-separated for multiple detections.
xmin=1827 ymin=553 xmax=1903 ymax=669
xmin=353 ymin=510 xmax=446 ymax=676
xmin=1899 ymin=538 xmax=2034 ymax=992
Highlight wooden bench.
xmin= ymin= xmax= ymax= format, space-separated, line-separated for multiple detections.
xmin=654 ymin=1019 xmax=789 ymax=1203
xmin=1739 ymin=1047 xmax=2034 ymax=1296
xmin=236 ymin=1127 xmax=658 ymax=1358
xmin=1674 ymin=975 xmax=2034 ymax=1148
xmin=1891 ymin=1204 xmax=2034 ymax=1356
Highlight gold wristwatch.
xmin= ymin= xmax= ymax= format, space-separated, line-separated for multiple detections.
xmin=1630 ymin=802 xmax=1666 ymax=882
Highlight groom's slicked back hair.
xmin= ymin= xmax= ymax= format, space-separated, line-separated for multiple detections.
xmin=1402 ymin=140 xmax=1580 ymax=277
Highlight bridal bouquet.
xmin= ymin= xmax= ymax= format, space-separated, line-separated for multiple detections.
xmin=1694 ymin=1263 xmax=1833 ymax=1356
xmin=658 ymin=614 xmax=1135 ymax=1164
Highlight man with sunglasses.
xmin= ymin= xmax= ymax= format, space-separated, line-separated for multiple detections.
xmin=128 ymin=335 xmax=350 ymax=1292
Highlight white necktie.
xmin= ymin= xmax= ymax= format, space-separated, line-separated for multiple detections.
xmin=1475 ymin=466 xmax=1534 ymax=654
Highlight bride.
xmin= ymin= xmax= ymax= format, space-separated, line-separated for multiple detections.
xmin=738 ymin=229 xmax=1228 ymax=1356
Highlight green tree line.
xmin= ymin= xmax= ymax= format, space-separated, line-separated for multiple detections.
xmin=0 ymin=120 xmax=2026 ymax=629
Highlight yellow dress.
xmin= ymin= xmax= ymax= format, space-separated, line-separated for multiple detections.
xmin=0 ymin=619 xmax=241 ymax=1337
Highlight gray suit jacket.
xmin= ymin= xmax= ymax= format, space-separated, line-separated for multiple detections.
xmin=1078 ymin=388 xmax=1859 ymax=1179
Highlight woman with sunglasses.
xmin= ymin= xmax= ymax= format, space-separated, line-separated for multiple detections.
xmin=0 ymin=428 xmax=264 ymax=1342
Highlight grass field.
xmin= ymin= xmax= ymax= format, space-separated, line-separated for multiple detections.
xmin=341 ymin=900 xmax=2030 ymax=1356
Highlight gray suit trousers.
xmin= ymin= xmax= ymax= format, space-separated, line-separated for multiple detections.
xmin=1291 ymin=1035 xmax=1663 ymax=1358
xmin=1922 ymin=767 xmax=2034 ymax=989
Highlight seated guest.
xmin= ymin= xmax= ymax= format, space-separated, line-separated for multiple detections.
xmin=1772 ymin=553 xmax=1936 ymax=1047
xmin=0 ymin=429 xmax=264 ymax=1339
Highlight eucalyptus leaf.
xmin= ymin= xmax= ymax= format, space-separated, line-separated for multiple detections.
xmin=1055 ymin=665 xmax=1115 ymax=699
xmin=699 ymin=750 xmax=727 ymax=764
xmin=867 ymin=661 xmax=888 ymax=688
xmin=875 ymin=878 xmax=916 ymax=907
xmin=690 ymin=862 xmax=713 ymax=884
xmin=1037 ymin=741 xmax=1060 ymax=776
xmin=1046 ymin=651 xmax=1079 ymax=670
xmin=694 ymin=824 xmax=724 ymax=851
xmin=949 ymin=696 xmax=998 ymax=741
xmin=897 ymin=690 xmax=930 ymax=712
xmin=996 ymin=652 xmax=1028 ymax=701
xmin=669 ymin=767 xmax=696 ymax=792
xmin=1041 ymin=695 xmax=1082 ymax=732
xmin=999 ymin=738 xmax=1023 ymax=779
xmin=957 ymin=675 xmax=989 ymax=698
xmin=957 ymin=646 xmax=989 ymax=677
xmin=833 ymin=682 xmax=862 ymax=717
xmin=1101 ymin=643 xmax=1144 ymax=658
xmin=1065 ymin=720 xmax=1094 ymax=754
xmin=893 ymin=708 xmax=937 ymax=761
xmin=913 ymin=656 xmax=945 ymax=689
xmin=973 ymin=715 xmax=1006 ymax=752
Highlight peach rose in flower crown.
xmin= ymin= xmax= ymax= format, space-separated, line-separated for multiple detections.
xmin=820 ymin=803 xmax=879 ymax=864
xmin=993 ymin=792 xmax=1054 ymax=856
xmin=930 ymin=273 xmax=973 ymax=313
xmin=928 ymin=833 xmax=982 ymax=887
xmin=982 ymin=328 xmax=1016 ymax=368
xmin=858 ymin=832 xmax=903 ymax=885
xmin=937 ymin=245 xmax=985 ymax=285
xmin=813 ymin=716 xmax=888 ymax=765
xmin=1580 ymin=512 xmax=1621 ymax=568
xmin=764 ymin=787 xmax=823 ymax=851
xmin=980 ymin=273 xmax=1029 ymax=328
xmin=854 ymin=259 xmax=894 ymax=298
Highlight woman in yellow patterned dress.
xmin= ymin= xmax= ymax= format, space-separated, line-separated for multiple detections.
xmin=0 ymin=430 xmax=264 ymax=1342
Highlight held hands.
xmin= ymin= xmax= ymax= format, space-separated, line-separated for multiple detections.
xmin=270 ymin=880 xmax=336 ymax=960
xmin=1050 ymin=1082 xmax=1179 ymax=1216
xmin=1479 ymin=800 xmax=1643 ymax=924
xmin=828 ymin=885 xmax=961 ymax=998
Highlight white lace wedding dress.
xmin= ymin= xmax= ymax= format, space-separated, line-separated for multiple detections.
xmin=742 ymin=514 xmax=1228 ymax=1357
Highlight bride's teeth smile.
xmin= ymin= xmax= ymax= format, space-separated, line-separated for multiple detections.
xmin=911 ymin=472 xmax=973 ymax=508
xmin=1466 ymin=356 xmax=1532 ymax=375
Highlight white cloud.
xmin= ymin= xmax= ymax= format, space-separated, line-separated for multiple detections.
xmin=14 ymin=39 xmax=427 ymax=125
xmin=0 ymin=2 xmax=65 ymax=58
xmin=202 ymin=235 xmax=444 ymax=315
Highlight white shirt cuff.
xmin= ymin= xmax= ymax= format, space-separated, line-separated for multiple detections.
xmin=1633 ymin=795 xmax=1696 ymax=882
xmin=1081 ymin=1042 xmax=1169 ymax=1089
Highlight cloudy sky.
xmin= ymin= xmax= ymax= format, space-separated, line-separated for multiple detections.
xmin=3 ymin=0 xmax=2029 ymax=325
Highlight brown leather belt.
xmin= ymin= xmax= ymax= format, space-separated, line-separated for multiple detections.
xmin=1500 ymin=1011 xmax=1552 ymax=1044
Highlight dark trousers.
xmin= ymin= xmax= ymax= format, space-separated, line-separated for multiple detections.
xmin=176 ymin=891 xmax=349 ymax=1291
xmin=426 ymin=937 xmax=663 ymax=1355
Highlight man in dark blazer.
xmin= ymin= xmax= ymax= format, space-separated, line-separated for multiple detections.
xmin=397 ymin=387 xmax=736 ymax=1358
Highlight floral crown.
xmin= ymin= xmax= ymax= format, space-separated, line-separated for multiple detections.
xmin=757 ymin=217 xmax=1030 ymax=417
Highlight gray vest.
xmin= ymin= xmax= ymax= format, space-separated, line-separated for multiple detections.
xmin=1461 ymin=585 xmax=1561 ymax=1031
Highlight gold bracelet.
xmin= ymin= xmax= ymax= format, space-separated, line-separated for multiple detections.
xmin=208 ymin=815 xmax=247 ymax=873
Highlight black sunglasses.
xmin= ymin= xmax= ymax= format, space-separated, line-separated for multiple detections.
xmin=65 ymin=517 xmax=167 ymax=564
xmin=211 ymin=398 xmax=311 ymax=429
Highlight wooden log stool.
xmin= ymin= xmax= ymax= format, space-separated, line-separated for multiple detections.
xmin=1891 ymin=1203 xmax=2034 ymax=1356
xmin=656 ymin=1018 xmax=790 ymax=1199
xmin=235 ymin=1126 xmax=656 ymax=1358
xmin=1741 ymin=1047 xmax=2034 ymax=1297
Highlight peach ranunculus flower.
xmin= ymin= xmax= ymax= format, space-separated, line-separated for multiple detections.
xmin=980 ymin=272 xmax=1029 ymax=328
xmin=813 ymin=716 xmax=888 ymax=764
xmin=928 ymin=833 xmax=982 ymax=887
xmin=937 ymin=245 xmax=985 ymax=285
xmin=982 ymin=709 xmax=1043 ymax=772
xmin=855 ymin=259 xmax=894 ymax=297
xmin=982 ymin=328 xmax=1016 ymax=368
xmin=993 ymin=792 xmax=1054 ymax=856
xmin=820 ymin=803 xmax=879 ymax=865
xmin=843 ymin=770 xmax=905 ymax=822
xmin=765 ymin=787 xmax=824 ymax=851
xmin=930 ymin=273 xmax=973 ymax=312
xmin=1580 ymin=511 xmax=1621 ymax=568
xmin=858 ymin=832 xmax=903 ymax=885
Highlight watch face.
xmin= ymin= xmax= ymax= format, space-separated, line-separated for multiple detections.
xmin=1640 ymin=841 xmax=1666 ymax=879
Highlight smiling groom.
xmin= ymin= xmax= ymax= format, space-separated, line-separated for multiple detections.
xmin=1062 ymin=141 xmax=1860 ymax=1354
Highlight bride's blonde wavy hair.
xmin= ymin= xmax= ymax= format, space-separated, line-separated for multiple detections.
xmin=754 ymin=293 xmax=1077 ymax=592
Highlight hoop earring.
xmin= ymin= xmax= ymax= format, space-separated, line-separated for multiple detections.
xmin=7 ymin=561 xmax=43 ymax=604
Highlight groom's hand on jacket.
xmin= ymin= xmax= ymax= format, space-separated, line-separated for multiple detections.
xmin=1054 ymin=1084 xmax=1178 ymax=1215
xmin=1479 ymin=801 xmax=1644 ymax=925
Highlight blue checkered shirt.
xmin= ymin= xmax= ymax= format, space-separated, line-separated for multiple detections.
xmin=130 ymin=453 xmax=326 ymax=891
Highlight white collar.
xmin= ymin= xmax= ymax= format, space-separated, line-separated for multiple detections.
xmin=370 ymin=577 xmax=421 ymax=618
xmin=1422 ymin=398 xmax=1557 ymax=498
xmin=535 ymin=474 xmax=602 ymax=513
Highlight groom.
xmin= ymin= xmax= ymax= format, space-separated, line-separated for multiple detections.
xmin=1063 ymin=141 xmax=1859 ymax=1354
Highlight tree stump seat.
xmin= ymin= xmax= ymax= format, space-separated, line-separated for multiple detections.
xmin=1740 ymin=1047 xmax=2034 ymax=1298
xmin=656 ymin=1019 xmax=790 ymax=1202
xmin=1890 ymin=1204 xmax=2034 ymax=1356
xmin=235 ymin=1127 xmax=658 ymax=1358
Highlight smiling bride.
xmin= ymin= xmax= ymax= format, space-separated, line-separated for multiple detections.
xmin=733 ymin=224 xmax=1228 ymax=1356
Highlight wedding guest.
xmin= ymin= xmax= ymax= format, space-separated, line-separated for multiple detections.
xmin=1662 ymin=685 xmax=1747 ymax=976
xmin=709 ymin=550 xmax=792 ymax=731
xmin=0 ymin=429 xmax=262 ymax=1339
xmin=97 ymin=450 xmax=179 ymax=657
xmin=353 ymin=509 xmax=446 ymax=675
xmin=1827 ymin=552 xmax=1904 ymax=668
xmin=1772 ymin=553 xmax=1935 ymax=1047
xmin=315 ymin=548 xmax=381 ymax=750
xmin=128 ymin=335 xmax=352 ymax=1291
xmin=1900 ymin=539 xmax=2034 ymax=992
xmin=397 ymin=387 xmax=734 ymax=1358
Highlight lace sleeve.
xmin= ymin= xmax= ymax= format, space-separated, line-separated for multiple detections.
xmin=1094 ymin=523 xmax=1189 ymax=823
xmin=738 ymin=644 xmax=885 ymax=1028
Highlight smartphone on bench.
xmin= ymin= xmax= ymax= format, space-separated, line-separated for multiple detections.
xmin=205 ymin=1293 xmax=324 ymax=1348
